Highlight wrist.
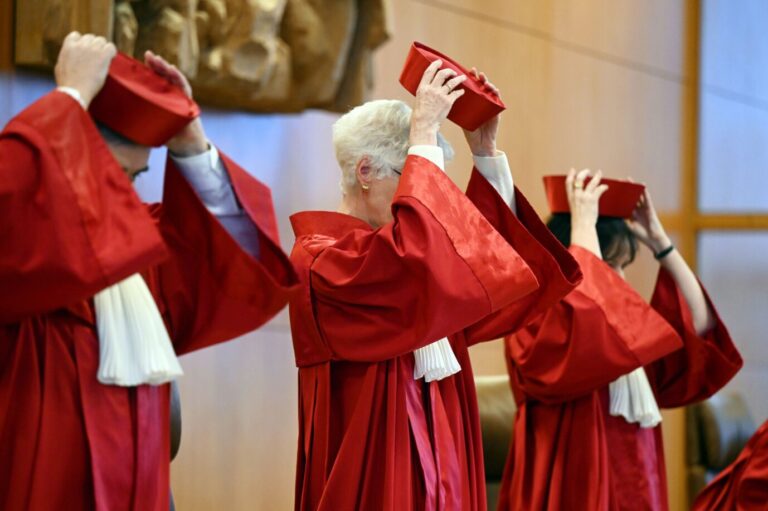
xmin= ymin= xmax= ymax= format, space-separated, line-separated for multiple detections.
xmin=471 ymin=144 xmax=497 ymax=158
xmin=56 ymin=86 xmax=90 ymax=109
xmin=409 ymin=122 xmax=439 ymax=146
xmin=168 ymin=139 xmax=209 ymax=157
xmin=167 ymin=119 xmax=208 ymax=157
xmin=648 ymin=234 xmax=672 ymax=253
xmin=571 ymin=217 xmax=597 ymax=233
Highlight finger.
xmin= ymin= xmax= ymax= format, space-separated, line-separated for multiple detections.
xmin=63 ymin=31 xmax=82 ymax=44
xmin=574 ymin=168 xmax=590 ymax=190
xmin=420 ymin=59 xmax=443 ymax=87
xmin=471 ymin=66 xmax=480 ymax=80
xmin=479 ymin=71 xmax=488 ymax=85
xmin=565 ymin=168 xmax=576 ymax=200
xmin=433 ymin=67 xmax=457 ymax=87
xmin=447 ymin=88 xmax=466 ymax=102
xmin=585 ymin=170 xmax=602 ymax=192
xmin=443 ymin=74 xmax=467 ymax=92
xmin=81 ymin=34 xmax=95 ymax=44
xmin=595 ymin=184 xmax=610 ymax=199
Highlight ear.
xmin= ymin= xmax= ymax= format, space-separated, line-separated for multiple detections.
xmin=355 ymin=157 xmax=373 ymax=190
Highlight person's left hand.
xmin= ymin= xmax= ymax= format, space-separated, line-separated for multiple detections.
xmin=627 ymin=187 xmax=672 ymax=253
xmin=462 ymin=67 xmax=500 ymax=157
xmin=144 ymin=50 xmax=208 ymax=157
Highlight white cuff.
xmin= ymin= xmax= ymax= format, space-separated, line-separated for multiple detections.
xmin=170 ymin=144 xmax=240 ymax=216
xmin=170 ymin=144 xmax=222 ymax=192
xmin=473 ymin=150 xmax=517 ymax=214
xmin=408 ymin=145 xmax=445 ymax=172
xmin=57 ymin=87 xmax=87 ymax=109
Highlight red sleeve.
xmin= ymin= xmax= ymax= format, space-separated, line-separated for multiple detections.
xmin=505 ymin=246 xmax=682 ymax=404
xmin=691 ymin=420 xmax=768 ymax=510
xmin=461 ymin=169 xmax=582 ymax=345
xmin=644 ymin=269 xmax=742 ymax=407
xmin=152 ymin=153 xmax=298 ymax=356
xmin=303 ymin=155 xmax=540 ymax=362
xmin=0 ymin=91 xmax=166 ymax=324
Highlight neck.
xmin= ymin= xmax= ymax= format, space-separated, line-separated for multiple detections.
xmin=338 ymin=191 xmax=376 ymax=228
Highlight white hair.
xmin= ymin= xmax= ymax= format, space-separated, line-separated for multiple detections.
xmin=332 ymin=99 xmax=454 ymax=193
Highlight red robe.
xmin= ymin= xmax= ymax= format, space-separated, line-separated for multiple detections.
xmin=0 ymin=91 xmax=298 ymax=511
xmin=498 ymin=247 xmax=743 ymax=511
xmin=288 ymin=158 xmax=582 ymax=511
xmin=691 ymin=419 xmax=768 ymax=510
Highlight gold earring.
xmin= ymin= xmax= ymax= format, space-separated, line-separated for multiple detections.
xmin=361 ymin=184 xmax=370 ymax=191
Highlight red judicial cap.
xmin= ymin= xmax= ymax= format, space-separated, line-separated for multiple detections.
xmin=543 ymin=175 xmax=646 ymax=218
xmin=399 ymin=42 xmax=506 ymax=131
xmin=89 ymin=52 xmax=200 ymax=147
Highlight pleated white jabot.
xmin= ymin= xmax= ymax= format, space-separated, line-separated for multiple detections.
xmin=413 ymin=337 xmax=461 ymax=382
xmin=608 ymin=367 xmax=662 ymax=428
xmin=93 ymin=274 xmax=183 ymax=386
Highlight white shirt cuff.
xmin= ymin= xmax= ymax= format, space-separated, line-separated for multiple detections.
xmin=408 ymin=145 xmax=445 ymax=172
xmin=170 ymin=144 xmax=240 ymax=216
xmin=57 ymin=87 xmax=87 ymax=109
xmin=472 ymin=150 xmax=517 ymax=214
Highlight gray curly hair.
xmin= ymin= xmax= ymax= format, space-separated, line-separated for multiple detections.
xmin=332 ymin=99 xmax=454 ymax=192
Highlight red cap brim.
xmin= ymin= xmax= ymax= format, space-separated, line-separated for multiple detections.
xmin=543 ymin=175 xmax=645 ymax=218
xmin=89 ymin=53 xmax=200 ymax=147
xmin=399 ymin=42 xmax=506 ymax=131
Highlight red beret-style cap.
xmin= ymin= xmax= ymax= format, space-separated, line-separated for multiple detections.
xmin=543 ymin=175 xmax=646 ymax=218
xmin=89 ymin=52 xmax=200 ymax=147
xmin=399 ymin=42 xmax=506 ymax=131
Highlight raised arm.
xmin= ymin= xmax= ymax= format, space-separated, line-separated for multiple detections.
xmin=0 ymin=35 xmax=166 ymax=324
xmin=140 ymin=51 xmax=298 ymax=355
xmin=459 ymin=80 xmax=582 ymax=344
xmin=627 ymin=188 xmax=715 ymax=334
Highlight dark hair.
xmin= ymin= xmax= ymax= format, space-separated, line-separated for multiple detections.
xmin=546 ymin=213 xmax=638 ymax=268
xmin=96 ymin=122 xmax=140 ymax=147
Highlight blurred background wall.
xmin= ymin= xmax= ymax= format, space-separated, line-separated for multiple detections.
xmin=2 ymin=1 xmax=767 ymax=510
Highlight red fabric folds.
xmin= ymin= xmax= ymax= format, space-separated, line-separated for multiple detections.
xmin=691 ymin=419 xmax=768 ymax=510
xmin=288 ymin=156 xmax=580 ymax=510
xmin=0 ymin=92 xmax=297 ymax=511
xmin=498 ymin=247 xmax=743 ymax=511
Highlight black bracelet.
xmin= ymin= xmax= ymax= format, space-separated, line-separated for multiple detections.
xmin=654 ymin=245 xmax=675 ymax=260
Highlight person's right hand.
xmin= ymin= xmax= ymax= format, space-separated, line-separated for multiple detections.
xmin=567 ymin=168 xmax=608 ymax=227
xmin=54 ymin=32 xmax=117 ymax=107
xmin=409 ymin=59 xmax=467 ymax=146
xmin=567 ymin=168 xmax=609 ymax=257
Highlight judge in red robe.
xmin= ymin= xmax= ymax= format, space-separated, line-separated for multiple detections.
xmin=288 ymin=63 xmax=581 ymax=510
xmin=497 ymin=170 xmax=743 ymax=510
xmin=0 ymin=33 xmax=296 ymax=511
xmin=691 ymin=419 xmax=768 ymax=510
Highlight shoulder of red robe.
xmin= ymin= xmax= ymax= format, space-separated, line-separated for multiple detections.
xmin=290 ymin=211 xmax=372 ymax=257
xmin=89 ymin=52 xmax=200 ymax=147
xmin=399 ymin=41 xmax=506 ymax=131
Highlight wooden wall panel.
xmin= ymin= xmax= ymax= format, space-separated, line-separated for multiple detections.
xmin=0 ymin=0 xmax=12 ymax=69
xmin=172 ymin=323 xmax=299 ymax=510
xmin=413 ymin=0 xmax=685 ymax=77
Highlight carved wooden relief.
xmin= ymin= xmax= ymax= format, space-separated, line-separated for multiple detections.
xmin=14 ymin=0 xmax=391 ymax=112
